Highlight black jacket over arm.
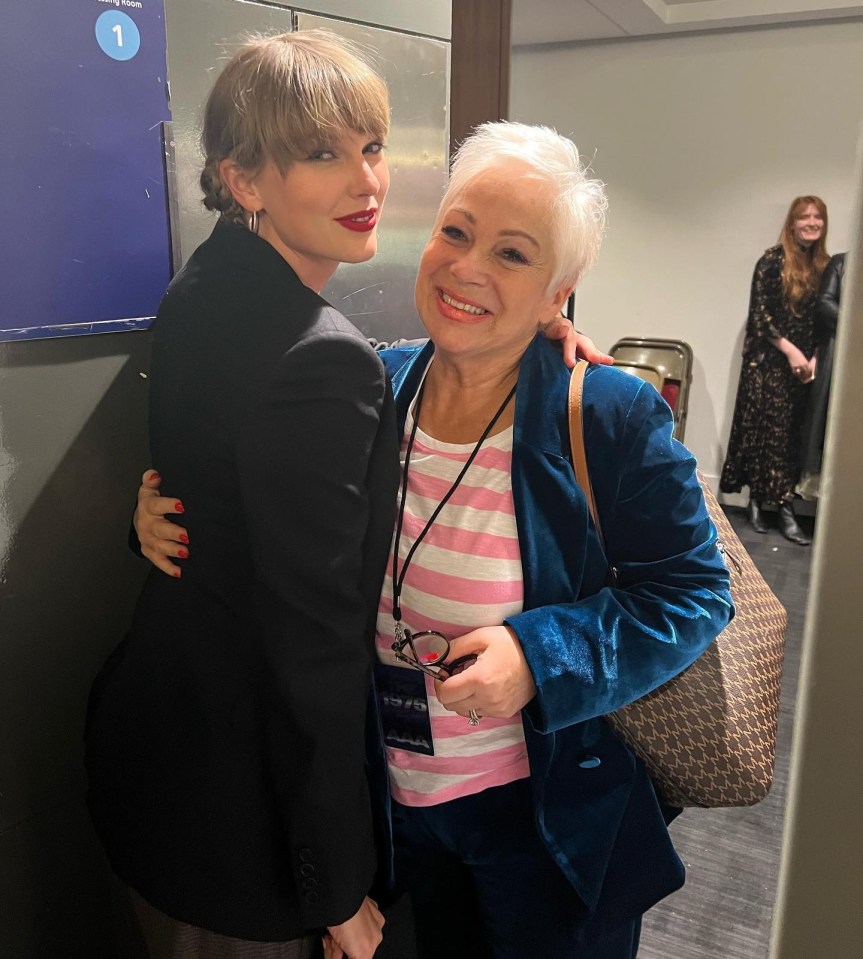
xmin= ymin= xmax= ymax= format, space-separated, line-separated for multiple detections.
xmin=814 ymin=251 xmax=846 ymax=344
xmin=85 ymin=220 xmax=399 ymax=940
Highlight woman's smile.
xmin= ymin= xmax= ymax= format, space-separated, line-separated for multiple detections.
xmin=335 ymin=208 xmax=379 ymax=232
xmin=436 ymin=286 xmax=493 ymax=323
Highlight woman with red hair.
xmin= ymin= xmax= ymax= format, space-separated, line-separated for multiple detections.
xmin=721 ymin=195 xmax=830 ymax=544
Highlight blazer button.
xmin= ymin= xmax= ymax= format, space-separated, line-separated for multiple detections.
xmin=299 ymin=848 xmax=313 ymax=863
xmin=579 ymin=755 xmax=601 ymax=769
xmin=300 ymin=863 xmax=315 ymax=877
xmin=302 ymin=877 xmax=318 ymax=891
xmin=304 ymin=891 xmax=319 ymax=905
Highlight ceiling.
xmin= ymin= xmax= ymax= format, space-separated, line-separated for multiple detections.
xmin=511 ymin=0 xmax=863 ymax=46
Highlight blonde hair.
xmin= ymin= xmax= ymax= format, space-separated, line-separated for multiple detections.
xmin=443 ymin=122 xmax=607 ymax=292
xmin=778 ymin=195 xmax=830 ymax=314
xmin=199 ymin=30 xmax=390 ymax=224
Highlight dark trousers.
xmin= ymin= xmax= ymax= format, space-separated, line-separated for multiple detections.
xmin=130 ymin=890 xmax=321 ymax=959
xmin=392 ymin=778 xmax=642 ymax=959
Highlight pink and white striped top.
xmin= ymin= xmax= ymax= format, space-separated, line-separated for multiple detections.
xmin=375 ymin=397 xmax=530 ymax=807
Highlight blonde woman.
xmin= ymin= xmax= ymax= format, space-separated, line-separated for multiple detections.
xmin=85 ymin=32 xmax=397 ymax=959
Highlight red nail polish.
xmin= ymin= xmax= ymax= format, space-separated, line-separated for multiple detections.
xmin=175 ymin=501 xmax=185 ymax=513
xmin=151 ymin=471 xmax=160 ymax=480
xmin=173 ymin=569 xmax=181 ymax=578
xmin=179 ymin=533 xmax=190 ymax=545
xmin=177 ymin=548 xmax=189 ymax=559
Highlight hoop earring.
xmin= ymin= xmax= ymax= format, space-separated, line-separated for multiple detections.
xmin=248 ymin=210 xmax=259 ymax=235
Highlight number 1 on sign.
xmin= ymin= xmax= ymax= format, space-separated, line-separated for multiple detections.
xmin=95 ymin=10 xmax=142 ymax=61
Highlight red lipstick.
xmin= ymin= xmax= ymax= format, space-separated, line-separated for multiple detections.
xmin=335 ymin=209 xmax=378 ymax=232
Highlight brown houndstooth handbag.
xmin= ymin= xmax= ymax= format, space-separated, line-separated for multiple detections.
xmin=568 ymin=362 xmax=787 ymax=807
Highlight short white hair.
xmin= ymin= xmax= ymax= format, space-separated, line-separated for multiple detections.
xmin=444 ymin=121 xmax=607 ymax=292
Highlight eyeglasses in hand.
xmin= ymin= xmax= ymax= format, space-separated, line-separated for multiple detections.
xmin=391 ymin=628 xmax=477 ymax=681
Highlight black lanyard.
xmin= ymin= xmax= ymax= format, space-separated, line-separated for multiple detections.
xmin=391 ymin=374 xmax=517 ymax=632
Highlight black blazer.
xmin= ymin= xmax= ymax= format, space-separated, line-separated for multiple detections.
xmin=85 ymin=219 xmax=399 ymax=940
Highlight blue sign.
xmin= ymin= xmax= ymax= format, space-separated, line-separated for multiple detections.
xmin=0 ymin=0 xmax=172 ymax=341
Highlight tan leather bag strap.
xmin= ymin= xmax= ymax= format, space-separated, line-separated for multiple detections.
xmin=569 ymin=362 xmax=619 ymax=586
xmin=568 ymin=361 xmax=606 ymax=546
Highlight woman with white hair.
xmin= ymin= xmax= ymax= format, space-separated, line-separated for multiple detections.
xmin=136 ymin=121 xmax=733 ymax=958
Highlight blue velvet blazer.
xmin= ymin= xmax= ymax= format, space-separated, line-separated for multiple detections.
xmin=370 ymin=334 xmax=734 ymax=921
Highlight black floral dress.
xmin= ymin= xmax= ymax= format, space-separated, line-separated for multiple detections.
xmin=720 ymin=245 xmax=815 ymax=505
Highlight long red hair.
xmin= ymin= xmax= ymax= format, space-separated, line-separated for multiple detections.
xmin=778 ymin=195 xmax=829 ymax=314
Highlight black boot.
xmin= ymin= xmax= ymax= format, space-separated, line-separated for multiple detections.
xmin=747 ymin=499 xmax=769 ymax=534
xmin=778 ymin=502 xmax=812 ymax=545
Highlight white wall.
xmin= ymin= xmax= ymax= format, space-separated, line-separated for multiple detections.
xmin=511 ymin=21 xmax=863 ymax=491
